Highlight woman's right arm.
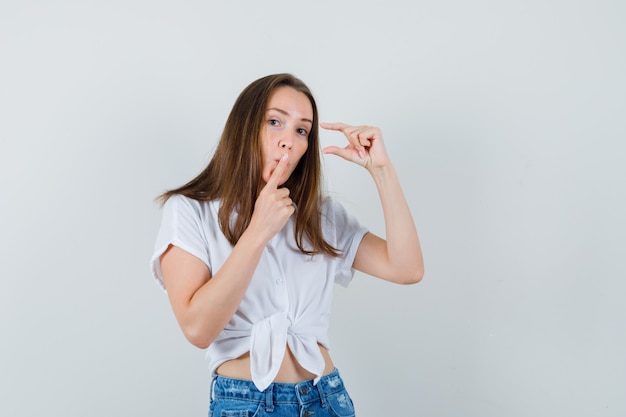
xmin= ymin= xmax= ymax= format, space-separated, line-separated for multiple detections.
xmin=160 ymin=154 xmax=294 ymax=349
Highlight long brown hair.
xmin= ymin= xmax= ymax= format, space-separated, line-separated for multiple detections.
xmin=159 ymin=73 xmax=340 ymax=257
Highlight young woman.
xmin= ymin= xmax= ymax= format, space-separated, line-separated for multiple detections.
xmin=151 ymin=73 xmax=423 ymax=416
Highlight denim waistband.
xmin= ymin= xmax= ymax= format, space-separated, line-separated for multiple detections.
xmin=211 ymin=368 xmax=346 ymax=407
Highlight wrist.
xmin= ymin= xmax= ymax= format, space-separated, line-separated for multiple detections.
xmin=239 ymin=225 xmax=272 ymax=250
xmin=369 ymin=162 xmax=396 ymax=181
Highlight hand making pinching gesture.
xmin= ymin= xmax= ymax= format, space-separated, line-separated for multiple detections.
xmin=320 ymin=123 xmax=391 ymax=171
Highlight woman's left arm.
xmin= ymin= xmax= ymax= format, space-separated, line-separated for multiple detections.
xmin=321 ymin=123 xmax=424 ymax=284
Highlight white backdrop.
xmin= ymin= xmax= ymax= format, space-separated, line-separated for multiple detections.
xmin=1 ymin=1 xmax=625 ymax=416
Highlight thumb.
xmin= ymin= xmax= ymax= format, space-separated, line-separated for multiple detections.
xmin=323 ymin=146 xmax=354 ymax=161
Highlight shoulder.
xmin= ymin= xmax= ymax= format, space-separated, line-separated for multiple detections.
xmin=320 ymin=196 xmax=365 ymax=241
xmin=163 ymin=193 xmax=206 ymax=208
xmin=163 ymin=194 xmax=218 ymax=216
xmin=159 ymin=195 xmax=223 ymax=232
xmin=320 ymin=196 xmax=352 ymax=223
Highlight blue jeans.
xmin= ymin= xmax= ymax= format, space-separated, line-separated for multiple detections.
xmin=208 ymin=368 xmax=356 ymax=417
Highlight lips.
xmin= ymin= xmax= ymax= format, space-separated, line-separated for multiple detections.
xmin=272 ymin=158 xmax=286 ymax=169
xmin=267 ymin=160 xmax=282 ymax=178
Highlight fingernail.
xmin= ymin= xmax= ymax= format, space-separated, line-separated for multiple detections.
xmin=282 ymin=153 xmax=288 ymax=161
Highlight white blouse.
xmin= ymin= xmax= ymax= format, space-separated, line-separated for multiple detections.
xmin=150 ymin=194 xmax=367 ymax=391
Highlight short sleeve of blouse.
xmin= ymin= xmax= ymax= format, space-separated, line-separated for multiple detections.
xmin=323 ymin=199 xmax=368 ymax=288
xmin=150 ymin=194 xmax=211 ymax=291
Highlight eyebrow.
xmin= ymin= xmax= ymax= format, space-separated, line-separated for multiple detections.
xmin=267 ymin=107 xmax=313 ymax=125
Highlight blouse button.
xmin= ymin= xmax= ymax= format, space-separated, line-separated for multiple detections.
xmin=276 ymin=278 xmax=283 ymax=285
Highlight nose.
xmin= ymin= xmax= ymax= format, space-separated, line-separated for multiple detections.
xmin=279 ymin=136 xmax=294 ymax=150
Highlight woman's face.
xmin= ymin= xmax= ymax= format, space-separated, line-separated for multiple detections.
xmin=260 ymin=86 xmax=312 ymax=186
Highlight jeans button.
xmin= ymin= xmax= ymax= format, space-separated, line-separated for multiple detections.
xmin=300 ymin=386 xmax=310 ymax=395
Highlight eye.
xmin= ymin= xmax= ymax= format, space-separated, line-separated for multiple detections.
xmin=268 ymin=119 xmax=280 ymax=127
xmin=297 ymin=128 xmax=308 ymax=136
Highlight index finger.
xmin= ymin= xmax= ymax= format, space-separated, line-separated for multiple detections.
xmin=320 ymin=122 xmax=350 ymax=132
xmin=266 ymin=153 xmax=289 ymax=189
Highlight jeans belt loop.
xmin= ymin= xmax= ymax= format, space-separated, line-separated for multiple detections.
xmin=209 ymin=376 xmax=217 ymax=402
xmin=316 ymin=378 xmax=328 ymax=408
xmin=265 ymin=383 xmax=274 ymax=412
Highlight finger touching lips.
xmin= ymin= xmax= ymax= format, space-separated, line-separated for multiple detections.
xmin=267 ymin=153 xmax=289 ymax=187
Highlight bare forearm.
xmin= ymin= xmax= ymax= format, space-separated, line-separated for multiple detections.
xmin=173 ymin=229 xmax=267 ymax=348
xmin=370 ymin=164 xmax=423 ymax=282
